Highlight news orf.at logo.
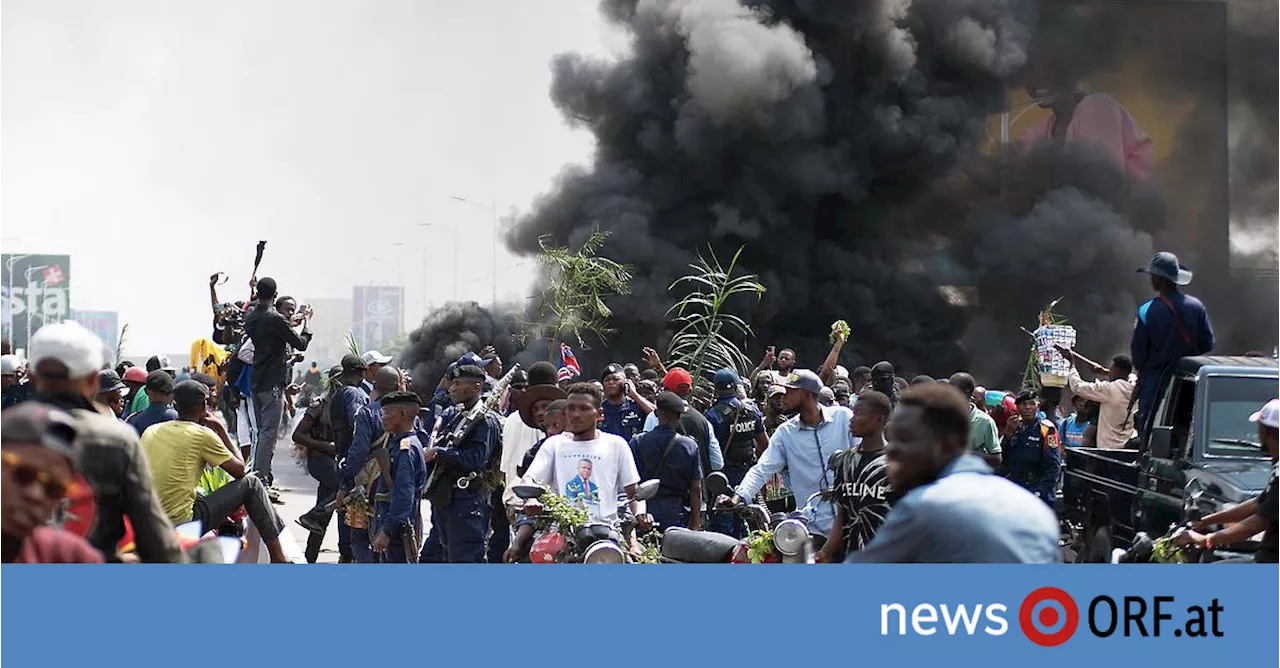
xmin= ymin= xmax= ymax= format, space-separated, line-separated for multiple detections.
xmin=1019 ymin=587 xmax=1079 ymax=646
xmin=880 ymin=589 xmax=1224 ymax=644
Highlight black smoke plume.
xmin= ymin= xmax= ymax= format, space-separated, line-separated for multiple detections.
xmin=395 ymin=302 xmax=521 ymax=395
xmin=403 ymin=0 xmax=1275 ymax=387
xmin=509 ymin=0 xmax=1039 ymax=380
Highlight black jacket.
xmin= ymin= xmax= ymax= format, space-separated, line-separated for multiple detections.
xmin=244 ymin=305 xmax=311 ymax=392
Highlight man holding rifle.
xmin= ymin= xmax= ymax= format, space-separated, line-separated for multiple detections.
xmin=419 ymin=364 xmax=503 ymax=563
xmin=370 ymin=391 xmax=427 ymax=563
xmin=1054 ymin=344 xmax=1137 ymax=449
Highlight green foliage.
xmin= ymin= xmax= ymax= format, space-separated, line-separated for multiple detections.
xmin=666 ymin=246 xmax=766 ymax=384
xmin=1151 ymin=536 xmax=1189 ymax=564
xmin=343 ymin=331 xmax=361 ymax=358
xmin=532 ymin=231 xmax=633 ymax=351
xmin=829 ymin=320 xmax=850 ymax=345
xmin=746 ymin=529 xmax=775 ymax=564
xmin=535 ymin=491 xmax=591 ymax=535
xmin=634 ymin=531 xmax=662 ymax=564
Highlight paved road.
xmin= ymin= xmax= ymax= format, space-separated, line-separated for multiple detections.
xmin=267 ymin=431 xmax=435 ymax=564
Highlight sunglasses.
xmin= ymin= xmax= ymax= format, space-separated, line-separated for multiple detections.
xmin=2 ymin=450 xmax=71 ymax=500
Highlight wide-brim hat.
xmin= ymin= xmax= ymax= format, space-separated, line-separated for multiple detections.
xmin=517 ymin=384 xmax=567 ymax=429
xmin=1137 ymin=251 xmax=1192 ymax=286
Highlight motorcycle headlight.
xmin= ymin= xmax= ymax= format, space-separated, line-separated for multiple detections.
xmin=583 ymin=541 xmax=626 ymax=564
xmin=773 ymin=519 xmax=808 ymax=557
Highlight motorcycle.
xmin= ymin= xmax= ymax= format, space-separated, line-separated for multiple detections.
xmin=663 ymin=472 xmax=822 ymax=564
xmin=511 ymin=479 xmax=660 ymax=564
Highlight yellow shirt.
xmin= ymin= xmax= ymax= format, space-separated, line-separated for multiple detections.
xmin=191 ymin=338 xmax=230 ymax=386
xmin=141 ymin=421 xmax=232 ymax=525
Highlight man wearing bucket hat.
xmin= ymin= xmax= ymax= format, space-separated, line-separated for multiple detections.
xmin=1131 ymin=251 xmax=1214 ymax=436
xmin=1176 ymin=398 xmax=1277 ymax=563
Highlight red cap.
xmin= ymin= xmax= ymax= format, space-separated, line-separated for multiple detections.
xmin=662 ymin=367 xmax=693 ymax=392
xmin=123 ymin=367 xmax=148 ymax=384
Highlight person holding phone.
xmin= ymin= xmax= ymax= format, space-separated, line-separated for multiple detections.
xmin=598 ymin=363 xmax=655 ymax=442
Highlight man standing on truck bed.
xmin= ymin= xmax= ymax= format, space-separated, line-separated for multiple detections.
xmin=1176 ymin=399 xmax=1278 ymax=563
xmin=1131 ymin=252 xmax=1214 ymax=436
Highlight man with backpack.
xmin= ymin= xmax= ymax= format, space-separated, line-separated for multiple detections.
xmin=704 ymin=368 xmax=768 ymax=537
xmin=630 ymin=392 xmax=704 ymax=531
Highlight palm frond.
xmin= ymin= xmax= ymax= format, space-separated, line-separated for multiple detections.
xmin=115 ymin=324 xmax=130 ymax=365
xmin=665 ymin=246 xmax=766 ymax=384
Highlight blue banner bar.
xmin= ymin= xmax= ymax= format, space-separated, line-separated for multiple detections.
xmin=2 ymin=565 xmax=1275 ymax=666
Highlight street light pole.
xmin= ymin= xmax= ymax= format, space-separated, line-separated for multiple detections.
xmin=451 ymin=195 xmax=497 ymax=310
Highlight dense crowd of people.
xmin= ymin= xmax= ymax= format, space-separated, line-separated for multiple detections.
xmin=2 ymin=251 xmax=1275 ymax=564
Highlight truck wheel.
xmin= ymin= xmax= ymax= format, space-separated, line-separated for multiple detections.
xmin=1086 ymin=526 xmax=1113 ymax=563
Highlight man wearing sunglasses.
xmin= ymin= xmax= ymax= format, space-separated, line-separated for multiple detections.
xmin=27 ymin=322 xmax=183 ymax=563
xmin=2 ymin=403 xmax=104 ymax=563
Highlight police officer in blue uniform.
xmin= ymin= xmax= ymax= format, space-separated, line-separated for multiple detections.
xmin=371 ymin=391 xmax=428 ymax=563
xmin=418 ymin=364 xmax=503 ymax=563
xmin=599 ymin=363 xmax=651 ymax=441
xmin=704 ymin=368 xmax=768 ymax=537
xmin=999 ymin=388 xmax=1062 ymax=506
xmin=630 ymin=391 xmax=703 ymax=531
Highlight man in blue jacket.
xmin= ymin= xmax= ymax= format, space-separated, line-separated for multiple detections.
xmin=1131 ymin=252 xmax=1214 ymax=434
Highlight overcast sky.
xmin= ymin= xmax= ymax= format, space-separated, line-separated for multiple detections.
xmin=2 ymin=0 xmax=620 ymax=355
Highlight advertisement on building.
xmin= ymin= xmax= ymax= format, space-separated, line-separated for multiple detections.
xmin=352 ymin=286 xmax=403 ymax=351
xmin=71 ymin=310 xmax=120 ymax=358
xmin=2 ymin=254 xmax=72 ymax=352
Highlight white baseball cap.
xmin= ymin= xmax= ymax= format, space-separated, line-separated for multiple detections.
xmin=1249 ymin=399 xmax=1280 ymax=429
xmin=28 ymin=321 xmax=105 ymax=378
xmin=362 ymin=350 xmax=392 ymax=365
xmin=1 ymin=354 xmax=20 ymax=375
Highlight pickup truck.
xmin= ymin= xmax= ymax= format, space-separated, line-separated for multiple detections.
xmin=1061 ymin=355 xmax=1277 ymax=562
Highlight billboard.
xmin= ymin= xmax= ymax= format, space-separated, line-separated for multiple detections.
xmin=2 ymin=254 xmax=72 ymax=352
xmin=352 ymin=286 xmax=403 ymax=351
xmin=71 ymin=310 xmax=120 ymax=358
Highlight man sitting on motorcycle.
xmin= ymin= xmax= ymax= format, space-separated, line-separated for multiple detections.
xmin=521 ymin=383 xmax=649 ymax=534
xmin=716 ymin=370 xmax=855 ymax=553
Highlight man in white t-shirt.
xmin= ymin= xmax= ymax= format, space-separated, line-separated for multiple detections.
xmin=523 ymin=382 xmax=643 ymax=526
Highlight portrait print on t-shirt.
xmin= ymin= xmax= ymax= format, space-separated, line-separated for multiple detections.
xmin=565 ymin=459 xmax=600 ymax=505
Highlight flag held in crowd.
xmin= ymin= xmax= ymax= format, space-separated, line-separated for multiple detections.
xmin=558 ymin=342 xmax=580 ymax=382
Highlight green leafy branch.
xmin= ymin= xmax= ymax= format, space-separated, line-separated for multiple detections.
xmin=665 ymin=246 xmax=766 ymax=384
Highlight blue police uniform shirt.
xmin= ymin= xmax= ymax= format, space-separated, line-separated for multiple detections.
xmin=127 ymin=402 xmax=179 ymax=436
xmin=340 ymin=397 xmax=384 ymax=491
xmin=845 ymin=454 xmax=1061 ymax=564
xmin=374 ymin=431 xmax=427 ymax=535
xmin=630 ymin=425 xmax=703 ymax=501
xmin=1131 ymin=289 xmax=1214 ymax=373
xmin=705 ymin=397 xmax=765 ymax=466
xmin=1000 ymin=419 xmax=1062 ymax=502
xmin=600 ymin=397 xmax=645 ymax=442
xmin=433 ymin=403 xmax=502 ymax=478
